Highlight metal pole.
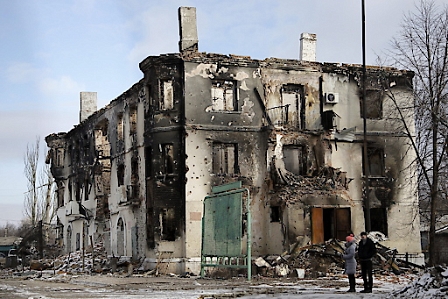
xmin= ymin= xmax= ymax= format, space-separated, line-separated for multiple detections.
xmin=362 ymin=0 xmax=371 ymax=232
xmin=246 ymin=188 xmax=251 ymax=281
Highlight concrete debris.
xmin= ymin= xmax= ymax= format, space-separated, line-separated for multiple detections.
xmin=387 ymin=265 xmax=448 ymax=298
xmin=255 ymin=238 xmax=423 ymax=279
xmin=26 ymin=243 xmax=131 ymax=275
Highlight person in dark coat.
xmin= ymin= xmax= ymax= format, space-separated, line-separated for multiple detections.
xmin=357 ymin=231 xmax=377 ymax=293
xmin=342 ymin=234 xmax=357 ymax=292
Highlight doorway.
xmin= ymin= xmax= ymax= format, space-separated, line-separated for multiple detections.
xmin=312 ymin=207 xmax=351 ymax=243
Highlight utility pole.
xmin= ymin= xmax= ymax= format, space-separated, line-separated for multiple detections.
xmin=362 ymin=0 xmax=371 ymax=232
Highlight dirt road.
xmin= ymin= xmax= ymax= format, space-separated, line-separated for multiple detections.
xmin=0 ymin=272 xmax=407 ymax=298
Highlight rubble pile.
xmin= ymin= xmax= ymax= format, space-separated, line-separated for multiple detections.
xmin=255 ymin=236 xmax=424 ymax=279
xmin=387 ymin=265 xmax=448 ymax=298
xmin=29 ymin=243 xmax=127 ymax=274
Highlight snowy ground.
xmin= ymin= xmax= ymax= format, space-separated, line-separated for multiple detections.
xmin=0 ymin=271 xmax=418 ymax=299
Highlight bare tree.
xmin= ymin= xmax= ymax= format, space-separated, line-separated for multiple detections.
xmin=24 ymin=137 xmax=56 ymax=234
xmin=24 ymin=137 xmax=41 ymax=227
xmin=386 ymin=0 xmax=448 ymax=266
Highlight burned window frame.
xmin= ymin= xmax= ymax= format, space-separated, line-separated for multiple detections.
xmin=360 ymin=90 xmax=383 ymax=119
xmin=282 ymin=144 xmax=307 ymax=176
xmin=129 ymin=105 xmax=138 ymax=136
xmin=367 ymin=207 xmax=388 ymax=236
xmin=55 ymin=148 xmax=65 ymax=167
xmin=160 ymin=143 xmax=175 ymax=175
xmin=212 ymin=142 xmax=239 ymax=175
xmin=210 ymin=80 xmax=238 ymax=112
xmin=117 ymin=164 xmax=125 ymax=186
xmin=117 ymin=113 xmax=124 ymax=141
xmin=159 ymin=207 xmax=177 ymax=241
xmin=159 ymin=79 xmax=174 ymax=111
xmin=280 ymin=84 xmax=305 ymax=128
xmin=363 ymin=146 xmax=385 ymax=177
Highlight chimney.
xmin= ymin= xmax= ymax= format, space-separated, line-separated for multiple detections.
xmin=178 ymin=7 xmax=198 ymax=53
xmin=300 ymin=33 xmax=317 ymax=62
xmin=80 ymin=92 xmax=97 ymax=122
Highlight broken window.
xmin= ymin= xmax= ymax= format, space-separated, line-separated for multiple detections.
xmin=56 ymin=181 xmax=65 ymax=208
xmin=159 ymin=208 xmax=176 ymax=241
xmin=145 ymin=146 xmax=152 ymax=179
xmin=131 ymin=157 xmax=139 ymax=185
xmin=270 ymin=206 xmax=281 ymax=222
xmin=363 ymin=147 xmax=385 ymax=177
xmin=75 ymin=182 xmax=81 ymax=202
xmin=281 ymin=84 xmax=303 ymax=127
xmin=66 ymin=226 xmax=72 ymax=253
xmin=117 ymin=164 xmax=125 ymax=186
xmin=369 ymin=208 xmax=388 ymax=235
xmin=95 ymin=120 xmax=110 ymax=158
xmin=76 ymin=232 xmax=80 ymax=251
xmin=129 ymin=106 xmax=137 ymax=135
xmin=211 ymin=80 xmax=237 ymax=111
xmin=159 ymin=79 xmax=174 ymax=110
xmin=161 ymin=144 xmax=175 ymax=174
xmin=84 ymin=180 xmax=89 ymax=201
xmin=117 ymin=218 xmax=125 ymax=256
xmin=128 ymin=157 xmax=139 ymax=200
xmin=55 ymin=148 xmax=64 ymax=167
xmin=212 ymin=143 xmax=238 ymax=175
xmin=360 ymin=90 xmax=383 ymax=119
xmin=117 ymin=113 xmax=124 ymax=140
xmin=283 ymin=145 xmax=306 ymax=176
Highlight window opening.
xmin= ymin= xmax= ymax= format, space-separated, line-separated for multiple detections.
xmin=129 ymin=106 xmax=137 ymax=135
xmin=212 ymin=143 xmax=238 ymax=174
xmin=270 ymin=206 xmax=281 ymax=222
xmin=363 ymin=147 xmax=385 ymax=177
xmin=281 ymin=84 xmax=302 ymax=127
xmin=117 ymin=164 xmax=125 ymax=186
xmin=159 ymin=208 xmax=176 ymax=241
xmin=369 ymin=208 xmax=388 ymax=235
xmin=211 ymin=80 xmax=236 ymax=111
xmin=161 ymin=144 xmax=174 ymax=174
xmin=160 ymin=80 xmax=174 ymax=110
xmin=361 ymin=90 xmax=383 ymax=119
xmin=283 ymin=145 xmax=306 ymax=175
xmin=117 ymin=113 xmax=124 ymax=140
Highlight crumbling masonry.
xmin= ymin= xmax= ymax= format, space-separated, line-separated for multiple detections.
xmin=45 ymin=7 xmax=423 ymax=274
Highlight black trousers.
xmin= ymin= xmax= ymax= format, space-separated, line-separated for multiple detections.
xmin=360 ymin=260 xmax=373 ymax=289
xmin=348 ymin=274 xmax=356 ymax=290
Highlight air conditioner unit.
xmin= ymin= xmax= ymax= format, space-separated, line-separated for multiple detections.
xmin=325 ymin=92 xmax=339 ymax=104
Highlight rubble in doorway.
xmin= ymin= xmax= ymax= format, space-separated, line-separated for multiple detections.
xmin=254 ymin=233 xmax=424 ymax=279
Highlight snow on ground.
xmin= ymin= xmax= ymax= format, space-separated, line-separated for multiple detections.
xmin=386 ymin=265 xmax=448 ymax=299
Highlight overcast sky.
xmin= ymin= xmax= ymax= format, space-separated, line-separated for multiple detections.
xmin=1 ymin=0 xmax=447 ymax=227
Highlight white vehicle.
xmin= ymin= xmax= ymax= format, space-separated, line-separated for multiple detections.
xmin=7 ymin=249 xmax=22 ymax=264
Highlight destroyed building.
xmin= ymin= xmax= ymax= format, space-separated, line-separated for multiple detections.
xmin=45 ymin=7 xmax=423 ymax=274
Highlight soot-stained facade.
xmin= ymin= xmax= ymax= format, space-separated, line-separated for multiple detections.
xmin=45 ymin=7 xmax=423 ymax=273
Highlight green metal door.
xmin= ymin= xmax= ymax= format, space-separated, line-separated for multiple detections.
xmin=200 ymin=181 xmax=251 ymax=280
xmin=202 ymin=193 xmax=242 ymax=256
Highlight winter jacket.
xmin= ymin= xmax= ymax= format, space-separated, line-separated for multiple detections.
xmin=342 ymin=240 xmax=357 ymax=275
xmin=358 ymin=237 xmax=376 ymax=261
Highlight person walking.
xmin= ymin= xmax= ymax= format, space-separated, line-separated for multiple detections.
xmin=342 ymin=233 xmax=357 ymax=292
xmin=358 ymin=231 xmax=377 ymax=293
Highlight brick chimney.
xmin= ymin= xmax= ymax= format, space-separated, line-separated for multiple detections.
xmin=178 ymin=7 xmax=198 ymax=53
xmin=80 ymin=92 xmax=97 ymax=122
xmin=300 ymin=33 xmax=317 ymax=62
